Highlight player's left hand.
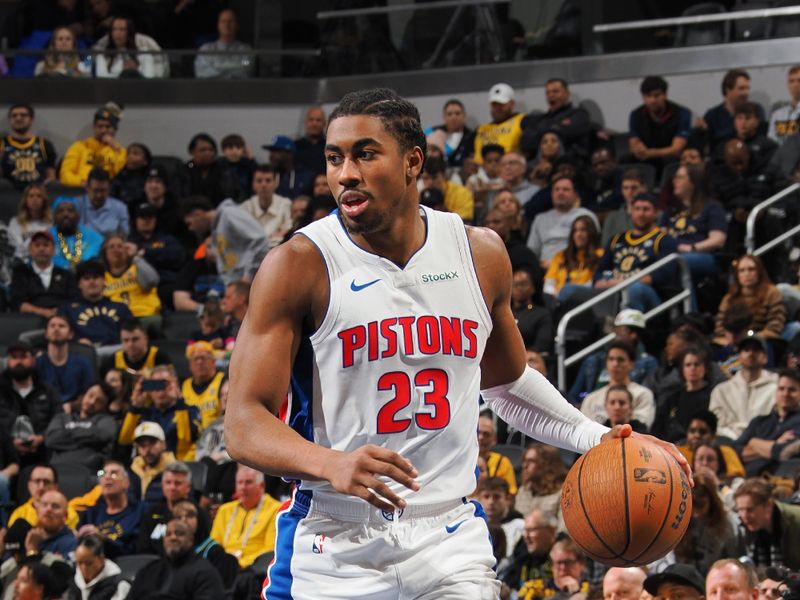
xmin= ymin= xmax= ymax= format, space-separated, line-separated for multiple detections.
xmin=601 ymin=424 xmax=694 ymax=487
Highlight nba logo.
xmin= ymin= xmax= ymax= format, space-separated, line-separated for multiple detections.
xmin=312 ymin=533 xmax=327 ymax=554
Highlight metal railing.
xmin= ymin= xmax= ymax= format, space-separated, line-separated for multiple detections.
xmin=317 ymin=0 xmax=509 ymax=19
xmin=745 ymin=182 xmax=800 ymax=255
xmin=593 ymin=5 xmax=800 ymax=33
xmin=555 ymin=253 xmax=693 ymax=391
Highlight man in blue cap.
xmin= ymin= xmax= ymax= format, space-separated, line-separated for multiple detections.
xmin=262 ymin=135 xmax=315 ymax=199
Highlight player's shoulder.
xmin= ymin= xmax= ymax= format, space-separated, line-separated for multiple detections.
xmin=257 ymin=233 xmax=326 ymax=279
xmin=465 ymin=224 xmax=508 ymax=259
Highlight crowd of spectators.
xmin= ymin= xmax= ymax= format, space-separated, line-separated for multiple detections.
xmin=0 ymin=56 xmax=800 ymax=598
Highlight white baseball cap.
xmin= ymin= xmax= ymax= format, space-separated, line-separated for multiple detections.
xmin=488 ymin=83 xmax=515 ymax=104
xmin=614 ymin=308 xmax=646 ymax=329
xmin=134 ymin=421 xmax=166 ymax=442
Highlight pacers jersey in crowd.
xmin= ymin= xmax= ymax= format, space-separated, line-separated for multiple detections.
xmin=607 ymin=227 xmax=668 ymax=280
xmin=183 ymin=371 xmax=224 ymax=429
xmin=0 ymin=135 xmax=56 ymax=188
xmin=291 ymin=206 xmax=492 ymax=504
xmin=105 ymin=264 xmax=161 ymax=317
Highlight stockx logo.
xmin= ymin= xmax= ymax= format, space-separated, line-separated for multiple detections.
xmin=421 ymin=271 xmax=459 ymax=283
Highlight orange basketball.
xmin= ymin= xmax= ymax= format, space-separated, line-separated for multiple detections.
xmin=560 ymin=437 xmax=691 ymax=566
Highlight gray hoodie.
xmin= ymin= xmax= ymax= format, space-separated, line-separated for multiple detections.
xmin=72 ymin=558 xmax=130 ymax=600
xmin=211 ymin=199 xmax=269 ymax=284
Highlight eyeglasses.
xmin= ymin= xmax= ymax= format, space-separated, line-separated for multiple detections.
xmin=97 ymin=469 xmax=123 ymax=480
xmin=552 ymin=559 xmax=578 ymax=568
xmin=687 ymin=427 xmax=710 ymax=434
xmin=30 ymin=478 xmax=55 ymax=486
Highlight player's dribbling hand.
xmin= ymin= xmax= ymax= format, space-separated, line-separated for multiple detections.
xmin=601 ymin=424 xmax=694 ymax=487
xmin=323 ymin=444 xmax=420 ymax=512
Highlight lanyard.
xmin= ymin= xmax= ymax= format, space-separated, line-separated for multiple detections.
xmin=223 ymin=495 xmax=265 ymax=556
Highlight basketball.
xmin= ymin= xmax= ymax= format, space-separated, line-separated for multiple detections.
xmin=560 ymin=437 xmax=691 ymax=566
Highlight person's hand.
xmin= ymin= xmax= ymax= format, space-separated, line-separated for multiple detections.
xmin=29 ymin=435 xmax=43 ymax=450
xmin=601 ymin=424 xmax=693 ymax=486
xmin=556 ymin=576 xmax=582 ymax=593
xmin=122 ymin=57 xmax=138 ymax=71
xmin=694 ymin=466 xmax=719 ymax=488
xmin=124 ymin=242 xmax=139 ymax=257
xmin=130 ymin=378 xmax=145 ymax=408
xmin=321 ymin=445 xmax=420 ymax=511
xmin=12 ymin=438 xmax=31 ymax=454
xmin=77 ymin=524 xmax=100 ymax=538
xmin=677 ymin=243 xmax=693 ymax=253
xmin=25 ymin=527 xmax=46 ymax=553
xmin=694 ymin=116 xmax=707 ymax=129
xmin=777 ymin=430 xmax=797 ymax=444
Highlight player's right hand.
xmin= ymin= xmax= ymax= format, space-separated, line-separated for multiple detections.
xmin=323 ymin=445 xmax=420 ymax=512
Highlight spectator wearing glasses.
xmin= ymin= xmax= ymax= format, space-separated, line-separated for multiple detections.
xmin=0 ymin=104 xmax=57 ymax=189
xmin=8 ymin=464 xmax=79 ymax=530
xmin=77 ymin=459 xmax=144 ymax=558
xmin=548 ymin=537 xmax=589 ymax=599
xmin=502 ymin=509 xmax=557 ymax=600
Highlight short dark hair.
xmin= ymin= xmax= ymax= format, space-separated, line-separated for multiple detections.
xmin=75 ymin=259 xmax=105 ymax=280
xmin=443 ymin=99 xmax=464 ymax=111
xmin=328 ymin=88 xmax=427 ymax=160
xmin=476 ymin=476 xmax=509 ymax=495
xmin=227 ymin=280 xmax=251 ymax=300
xmin=733 ymin=478 xmax=774 ymax=505
xmin=607 ymin=340 xmax=636 ymax=362
xmin=31 ymin=463 xmax=58 ymax=484
xmin=77 ymin=534 xmax=105 ymax=557
xmin=422 ymin=156 xmax=447 ymax=178
xmin=8 ymin=103 xmax=34 ymax=118
xmin=181 ymin=195 xmax=214 ymax=215
xmin=690 ymin=409 xmax=718 ymax=434
xmin=640 ymin=75 xmax=667 ymax=95
xmin=188 ymin=132 xmax=217 ymax=154
xmin=776 ymin=367 xmax=800 ymax=386
xmin=722 ymin=68 xmax=749 ymax=96
xmin=734 ymin=101 xmax=760 ymax=119
xmin=621 ymin=168 xmax=646 ymax=185
xmin=546 ymin=78 xmax=568 ymax=89
xmin=481 ymin=143 xmax=505 ymax=159
xmin=87 ymin=167 xmax=110 ymax=183
xmin=221 ymin=134 xmax=245 ymax=149
xmin=254 ymin=164 xmax=276 ymax=176
xmin=45 ymin=313 xmax=72 ymax=331
xmin=120 ymin=319 xmax=146 ymax=335
xmin=550 ymin=173 xmax=575 ymax=188
xmin=606 ymin=383 xmax=633 ymax=404
xmin=23 ymin=562 xmax=57 ymax=599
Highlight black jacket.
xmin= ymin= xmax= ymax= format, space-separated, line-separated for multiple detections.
xmin=0 ymin=373 xmax=61 ymax=435
xmin=125 ymin=550 xmax=225 ymax=600
xmin=520 ymin=103 xmax=592 ymax=158
xmin=10 ymin=262 xmax=76 ymax=310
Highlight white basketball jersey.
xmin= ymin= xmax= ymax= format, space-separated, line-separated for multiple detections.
xmin=287 ymin=206 xmax=492 ymax=504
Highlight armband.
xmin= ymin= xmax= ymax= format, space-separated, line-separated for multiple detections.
xmin=480 ymin=366 xmax=609 ymax=454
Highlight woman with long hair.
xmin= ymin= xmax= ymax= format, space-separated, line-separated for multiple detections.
xmin=674 ymin=470 xmax=739 ymax=573
xmin=34 ymin=26 xmax=89 ymax=78
xmin=491 ymin=189 xmax=526 ymax=237
xmin=713 ymin=254 xmax=786 ymax=346
xmin=654 ymin=344 xmax=716 ymax=441
xmin=529 ymin=131 xmax=564 ymax=189
xmin=8 ymin=183 xmax=52 ymax=259
xmin=93 ymin=16 xmax=167 ymax=78
xmin=543 ymin=215 xmax=603 ymax=301
xmin=102 ymin=233 xmax=162 ymax=333
xmin=661 ymin=163 xmax=727 ymax=281
xmin=514 ymin=443 xmax=568 ymax=521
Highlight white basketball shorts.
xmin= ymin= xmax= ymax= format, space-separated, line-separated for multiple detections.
xmin=262 ymin=488 xmax=500 ymax=599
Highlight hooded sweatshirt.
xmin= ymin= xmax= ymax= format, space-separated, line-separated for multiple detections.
xmin=69 ymin=558 xmax=130 ymax=600
xmin=211 ymin=199 xmax=269 ymax=284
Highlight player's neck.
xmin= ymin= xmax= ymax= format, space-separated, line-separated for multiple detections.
xmin=352 ymin=208 xmax=426 ymax=268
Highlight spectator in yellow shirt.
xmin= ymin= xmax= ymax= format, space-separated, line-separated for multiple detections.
xmin=210 ymin=464 xmax=281 ymax=568
xmin=8 ymin=465 xmax=79 ymax=529
xmin=543 ymin=216 xmax=604 ymax=302
xmin=59 ymin=103 xmax=126 ymax=186
xmin=478 ymin=414 xmax=518 ymax=495
xmin=420 ymin=156 xmax=474 ymax=222
xmin=474 ymin=83 xmax=524 ymax=164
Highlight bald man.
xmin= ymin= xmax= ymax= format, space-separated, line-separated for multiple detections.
xmin=28 ymin=490 xmax=78 ymax=559
xmin=604 ymin=567 xmax=647 ymax=600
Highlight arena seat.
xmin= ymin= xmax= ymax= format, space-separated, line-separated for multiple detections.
xmin=249 ymin=551 xmax=275 ymax=577
xmin=772 ymin=0 xmax=800 ymax=37
xmin=492 ymin=443 xmax=524 ymax=479
xmin=732 ymin=1 xmax=772 ymax=40
xmin=157 ymin=339 xmax=190 ymax=380
xmin=0 ymin=189 xmax=19 ymax=223
xmin=160 ymin=311 xmax=198 ymax=341
xmin=0 ymin=314 xmax=46 ymax=346
xmin=52 ymin=463 xmax=97 ymax=499
xmin=116 ymin=554 xmax=159 ymax=582
xmin=69 ymin=342 xmax=100 ymax=379
xmin=184 ymin=460 xmax=208 ymax=494
xmin=675 ymin=3 xmax=729 ymax=47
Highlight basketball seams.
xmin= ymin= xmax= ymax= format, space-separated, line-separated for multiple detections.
xmin=619 ymin=438 xmax=632 ymax=557
xmin=574 ymin=446 xmax=624 ymax=561
xmin=628 ymin=444 xmax=675 ymax=564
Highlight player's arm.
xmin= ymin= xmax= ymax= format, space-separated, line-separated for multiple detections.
xmin=225 ymin=236 xmax=419 ymax=510
xmin=469 ymin=227 xmax=693 ymax=481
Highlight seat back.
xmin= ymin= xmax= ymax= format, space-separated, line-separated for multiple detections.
xmin=115 ymin=554 xmax=159 ymax=582
xmin=675 ymin=3 xmax=729 ymax=46
xmin=0 ymin=314 xmax=46 ymax=346
xmin=184 ymin=460 xmax=209 ymax=494
xmin=52 ymin=463 xmax=97 ymax=499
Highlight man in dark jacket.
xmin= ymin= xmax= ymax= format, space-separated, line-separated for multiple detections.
xmin=126 ymin=518 xmax=224 ymax=599
xmin=10 ymin=231 xmax=76 ymax=318
xmin=520 ymin=78 xmax=592 ymax=159
xmin=0 ymin=340 xmax=61 ymax=466
xmin=44 ymin=381 xmax=116 ymax=471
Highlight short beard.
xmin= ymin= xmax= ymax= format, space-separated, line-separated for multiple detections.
xmin=48 ymin=338 xmax=69 ymax=347
xmin=7 ymin=366 xmax=33 ymax=382
xmin=342 ymin=212 xmax=390 ymax=236
xmin=57 ymin=223 xmax=77 ymax=236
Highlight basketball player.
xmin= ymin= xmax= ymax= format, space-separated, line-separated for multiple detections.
xmin=226 ymin=89 xmax=691 ymax=599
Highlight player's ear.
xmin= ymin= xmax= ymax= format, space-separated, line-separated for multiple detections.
xmin=406 ymin=147 xmax=424 ymax=182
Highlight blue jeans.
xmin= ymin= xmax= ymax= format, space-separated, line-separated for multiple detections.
xmin=558 ymin=283 xmax=590 ymax=303
xmin=625 ymin=282 xmax=661 ymax=312
xmin=680 ymin=251 xmax=719 ymax=281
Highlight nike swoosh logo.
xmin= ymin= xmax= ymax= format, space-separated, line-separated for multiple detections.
xmin=350 ymin=278 xmax=381 ymax=292
xmin=445 ymin=520 xmax=466 ymax=534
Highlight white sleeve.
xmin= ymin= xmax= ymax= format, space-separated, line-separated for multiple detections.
xmin=481 ymin=366 xmax=609 ymax=454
